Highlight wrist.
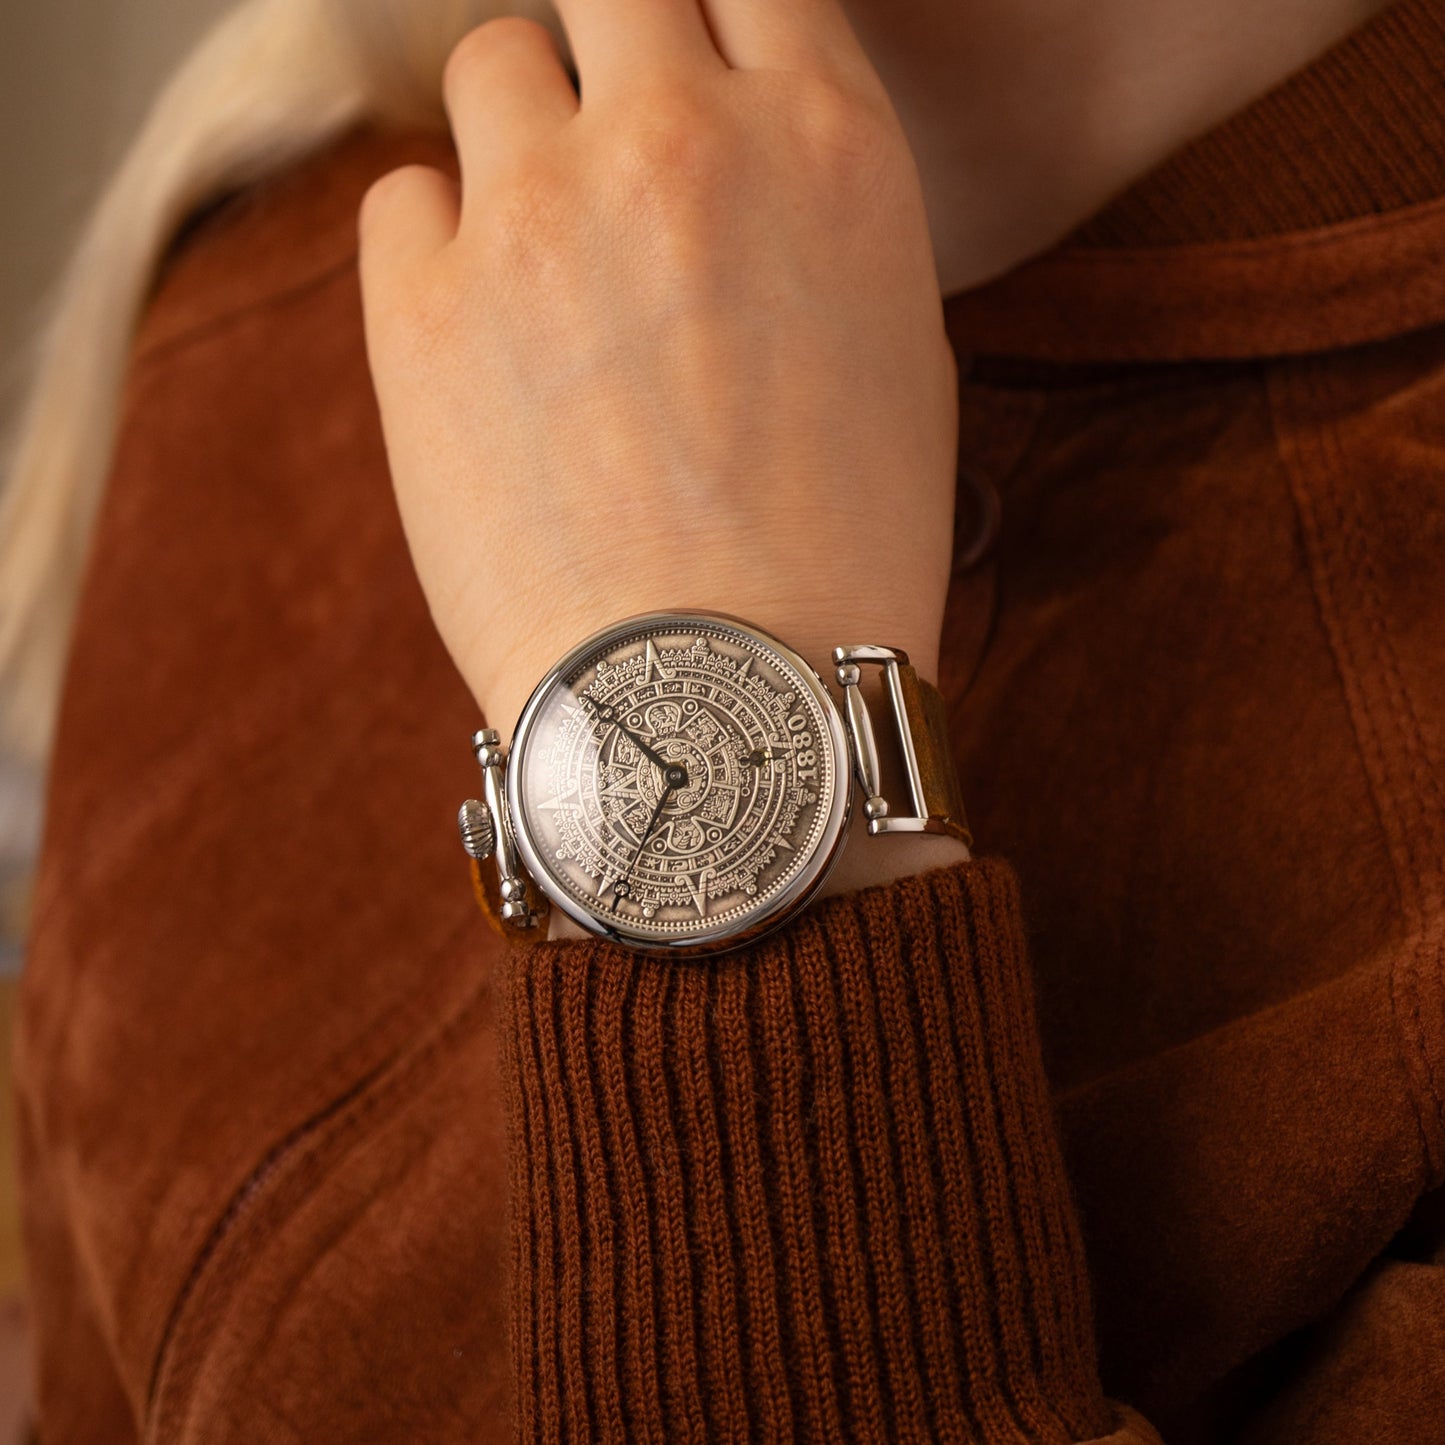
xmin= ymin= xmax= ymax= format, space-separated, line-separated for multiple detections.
xmin=543 ymin=649 xmax=968 ymax=944
xmin=813 ymin=806 xmax=972 ymax=903
xmin=471 ymin=603 xmax=943 ymax=746
xmin=545 ymin=828 xmax=972 ymax=940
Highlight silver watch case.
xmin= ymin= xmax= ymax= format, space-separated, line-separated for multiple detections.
xmin=504 ymin=610 xmax=854 ymax=956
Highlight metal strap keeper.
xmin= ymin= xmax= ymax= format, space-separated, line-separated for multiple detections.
xmin=832 ymin=645 xmax=972 ymax=845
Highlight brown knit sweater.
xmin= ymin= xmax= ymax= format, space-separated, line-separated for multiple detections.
xmin=16 ymin=1 xmax=1445 ymax=1440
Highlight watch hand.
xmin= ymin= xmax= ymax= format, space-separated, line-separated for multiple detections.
xmin=741 ymin=745 xmax=790 ymax=766
xmin=611 ymin=759 xmax=689 ymax=913
xmin=613 ymin=780 xmax=676 ymax=912
xmin=581 ymin=694 xmax=672 ymax=772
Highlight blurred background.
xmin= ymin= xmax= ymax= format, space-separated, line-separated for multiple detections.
xmin=1 ymin=0 xmax=235 ymax=1431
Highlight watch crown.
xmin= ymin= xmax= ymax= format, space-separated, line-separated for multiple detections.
xmin=458 ymin=798 xmax=495 ymax=860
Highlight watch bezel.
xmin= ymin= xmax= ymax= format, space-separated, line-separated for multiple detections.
xmin=505 ymin=609 xmax=853 ymax=956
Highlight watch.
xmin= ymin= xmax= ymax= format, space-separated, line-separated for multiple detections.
xmin=457 ymin=610 xmax=970 ymax=956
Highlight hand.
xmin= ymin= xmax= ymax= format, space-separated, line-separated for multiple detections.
xmin=611 ymin=765 xmax=686 ymax=911
xmin=357 ymin=0 xmax=962 ymax=746
xmin=580 ymin=694 xmax=671 ymax=774
xmin=739 ymin=745 xmax=791 ymax=767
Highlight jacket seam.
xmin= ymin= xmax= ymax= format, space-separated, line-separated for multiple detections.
xmin=1308 ymin=367 xmax=1445 ymax=1151
xmin=1031 ymin=192 xmax=1445 ymax=265
xmin=144 ymin=920 xmax=494 ymax=1439
xmin=129 ymin=248 xmax=360 ymax=378
xmin=1267 ymin=357 xmax=1445 ymax=1176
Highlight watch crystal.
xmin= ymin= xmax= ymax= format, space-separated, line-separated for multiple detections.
xmin=507 ymin=615 xmax=847 ymax=948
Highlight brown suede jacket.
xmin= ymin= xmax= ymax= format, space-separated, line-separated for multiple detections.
xmin=17 ymin=0 xmax=1445 ymax=1439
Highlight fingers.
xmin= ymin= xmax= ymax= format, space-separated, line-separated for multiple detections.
xmin=357 ymin=164 xmax=459 ymax=290
xmin=697 ymin=0 xmax=880 ymax=82
xmin=443 ymin=17 xmax=581 ymax=195
xmin=440 ymin=3 xmax=882 ymax=192
xmin=548 ymin=0 xmax=726 ymax=98
xmin=546 ymin=0 xmax=879 ymax=91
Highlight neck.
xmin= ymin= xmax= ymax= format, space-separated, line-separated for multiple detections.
xmin=847 ymin=0 xmax=1399 ymax=293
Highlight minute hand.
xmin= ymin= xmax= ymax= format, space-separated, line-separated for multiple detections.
xmin=583 ymin=696 xmax=671 ymax=771
xmin=612 ymin=783 xmax=675 ymax=912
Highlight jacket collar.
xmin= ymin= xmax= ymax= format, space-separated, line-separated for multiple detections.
xmin=945 ymin=0 xmax=1445 ymax=361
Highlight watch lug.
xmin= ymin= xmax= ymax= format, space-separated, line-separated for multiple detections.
xmin=469 ymin=729 xmax=544 ymax=929
xmin=831 ymin=648 xmax=972 ymax=846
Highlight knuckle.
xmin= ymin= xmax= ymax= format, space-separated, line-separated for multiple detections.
xmin=442 ymin=25 xmax=489 ymax=95
xmin=794 ymin=76 xmax=896 ymax=173
xmin=608 ymin=97 xmax=730 ymax=265
xmin=381 ymin=265 xmax=457 ymax=361
xmin=472 ymin=171 xmax=575 ymax=299
xmin=482 ymin=13 xmax=552 ymax=46
xmin=615 ymin=89 xmax=726 ymax=188
xmin=481 ymin=165 xmax=568 ymax=255
xmin=358 ymin=167 xmax=409 ymax=236
xmin=444 ymin=16 xmax=550 ymax=93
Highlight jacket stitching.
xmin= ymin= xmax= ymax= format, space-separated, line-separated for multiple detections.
xmin=128 ymin=251 xmax=360 ymax=379
xmin=145 ymin=924 xmax=494 ymax=1439
xmin=1269 ymin=358 xmax=1445 ymax=1175
xmin=1311 ymin=370 xmax=1445 ymax=1151
xmin=1026 ymin=193 xmax=1445 ymax=266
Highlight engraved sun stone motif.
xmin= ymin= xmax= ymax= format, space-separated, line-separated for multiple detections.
xmin=510 ymin=618 xmax=842 ymax=942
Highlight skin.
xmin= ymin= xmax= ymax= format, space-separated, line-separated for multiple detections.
xmin=357 ymin=0 xmax=1395 ymax=936
xmin=845 ymin=0 xmax=1398 ymax=293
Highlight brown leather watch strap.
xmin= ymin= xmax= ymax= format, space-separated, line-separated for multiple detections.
xmin=832 ymin=646 xmax=972 ymax=846
xmin=897 ymin=667 xmax=972 ymax=842
xmin=469 ymin=856 xmax=549 ymax=945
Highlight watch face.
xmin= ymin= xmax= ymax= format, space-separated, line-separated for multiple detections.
xmin=506 ymin=612 xmax=851 ymax=953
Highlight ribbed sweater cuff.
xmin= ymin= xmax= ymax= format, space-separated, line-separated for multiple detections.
xmin=502 ymin=857 xmax=1115 ymax=1443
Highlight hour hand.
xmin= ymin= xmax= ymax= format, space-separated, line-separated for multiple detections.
xmin=582 ymin=695 xmax=671 ymax=771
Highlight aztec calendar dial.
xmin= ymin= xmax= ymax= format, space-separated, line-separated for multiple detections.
xmin=507 ymin=615 xmax=850 ymax=948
